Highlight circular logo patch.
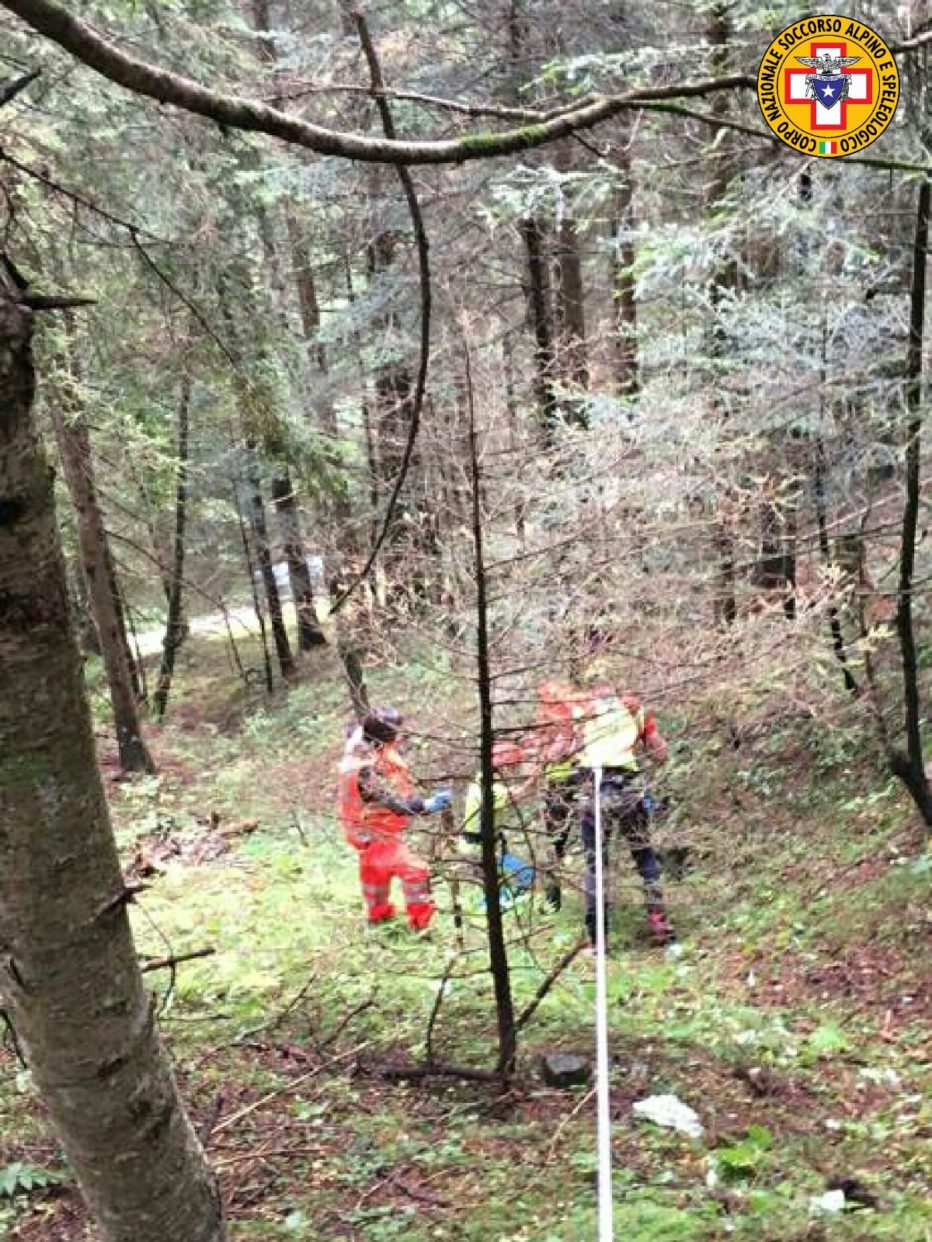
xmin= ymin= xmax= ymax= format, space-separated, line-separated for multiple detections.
xmin=757 ymin=15 xmax=899 ymax=158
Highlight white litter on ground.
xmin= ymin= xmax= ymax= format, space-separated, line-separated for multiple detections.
xmin=632 ymin=1094 xmax=705 ymax=1139
xmin=810 ymin=1189 xmax=846 ymax=1215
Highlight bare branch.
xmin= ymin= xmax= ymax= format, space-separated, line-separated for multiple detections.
xmin=139 ymin=948 xmax=216 ymax=974
xmin=0 ymin=66 xmax=40 ymax=107
xmin=329 ymin=8 xmax=432 ymax=612
xmin=0 ymin=146 xmax=169 ymax=242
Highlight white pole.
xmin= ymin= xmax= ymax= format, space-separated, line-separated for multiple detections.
xmin=592 ymin=764 xmax=613 ymax=1239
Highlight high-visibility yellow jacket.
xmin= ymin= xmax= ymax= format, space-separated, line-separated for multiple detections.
xmin=579 ymin=692 xmax=650 ymax=772
xmin=462 ymin=776 xmax=518 ymax=842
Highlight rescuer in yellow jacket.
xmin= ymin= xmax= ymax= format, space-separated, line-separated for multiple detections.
xmin=578 ymin=681 xmax=673 ymax=949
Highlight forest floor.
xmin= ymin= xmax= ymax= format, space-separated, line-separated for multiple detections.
xmin=2 ymin=622 xmax=931 ymax=1241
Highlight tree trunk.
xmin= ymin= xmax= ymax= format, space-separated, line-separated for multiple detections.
xmin=892 ymin=176 xmax=932 ymax=827
xmin=0 ymin=293 xmax=225 ymax=1242
xmin=107 ymin=546 xmax=144 ymax=703
xmin=233 ymin=476 xmax=274 ymax=693
xmin=50 ymin=325 xmax=153 ymax=773
xmin=611 ymin=131 xmax=639 ymax=395
xmin=69 ymin=553 xmax=100 ymax=654
xmin=554 ymin=211 xmax=589 ymax=390
xmin=464 ymin=345 xmax=516 ymax=1079
xmin=153 ymin=373 xmax=192 ymax=720
xmin=814 ymin=437 xmax=858 ymax=695
xmin=521 ymin=215 xmax=560 ymax=439
xmin=271 ymin=473 xmax=326 ymax=650
xmin=285 ymin=210 xmax=342 ymax=440
xmin=245 ymin=444 xmax=295 ymax=679
xmin=706 ymin=4 xmax=738 ymax=628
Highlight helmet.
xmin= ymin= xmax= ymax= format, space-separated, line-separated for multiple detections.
xmin=492 ymin=738 xmax=524 ymax=769
xmin=362 ymin=707 xmax=404 ymax=744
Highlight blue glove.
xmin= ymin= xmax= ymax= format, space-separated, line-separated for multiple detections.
xmin=424 ymin=789 xmax=452 ymax=814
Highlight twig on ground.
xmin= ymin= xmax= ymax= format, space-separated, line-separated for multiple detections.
xmin=545 ymin=1086 xmax=596 ymax=1162
xmin=234 ymin=971 xmax=319 ymax=1043
xmin=211 ymin=1041 xmax=369 ymax=1138
xmin=317 ymin=996 xmax=375 ymax=1050
xmin=514 ymin=938 xmax=589 ymax=1037
xmin=424 ymin=956 xmax=457 ymax=1067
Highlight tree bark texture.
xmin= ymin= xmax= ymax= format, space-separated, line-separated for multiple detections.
xmin=611 ymin=134 xmax=639 ymax=395
xmin=706 ymin=4 xmax=738 ymax=628
xmin=50 ymin=328 xmax=153 ymax=772
xmin=0 ymin=295 xmax=225 ymax=1242
xmin=521 ymin=215 xmax=560 ymax=439
xmin=154 ymin=373 xmax=192 ymax=720
xmin=465 ymin=346 xmax=516 ymax=1078
xmin=892 ymin=176 xmax=932 ymax=826
xmin=554 ymin=214 xmax=589 ymax=390
xmin=271 ymin=473 xmax=326 ymax=650
xmin=245 ymin=444 xmax=295 ymax=678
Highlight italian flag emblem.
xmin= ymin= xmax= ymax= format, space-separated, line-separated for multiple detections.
xmin=818 ymin=140 xmax=837 ymax=154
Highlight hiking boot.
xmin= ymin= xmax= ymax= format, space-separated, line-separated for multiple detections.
xmin=647 ymin=909 xmax=676 ymax=945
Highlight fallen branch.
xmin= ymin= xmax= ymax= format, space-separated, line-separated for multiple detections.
xmin=211 ymin=1041 xmax=369 ymax=1138
xmin=374 ymin=1060 xmax=501 ymax=1084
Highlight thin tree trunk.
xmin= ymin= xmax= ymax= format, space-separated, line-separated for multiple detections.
xmin=345 ymin=256 xmax=379 ymax=548
xmin=0 ymin=292 xmax=224 ymax=1242
xmin=107 ymin=546 xmax=143 ymax=702
xmin=814 ymin=443 xmax=857 ymax=694
xmin=503 ymin=333 xmax=526 ymax=548
xmin=891 ymin=176 xmax=932 ymax=827
xmin=50 ymin=324 xmax=153 ymax=773
xmin=154 ymin=373 xmax=192 ymax=720
xmin=69 ymin=554 xmax=99 ymax=653
xmin=554 ymin=210 xmax=589 ymax=391
xmin=233 ymin=478 xmax=274 ymax=694
xmin=521 ymin=215 xmax=560 ymax=439
xmin=464 ymin=342 xmax=516 ymax=1079
xmin=326 ymin=565 xmax=370 ymax=716
xmin=271 ymin=473 xmax=326 ymax=650
xmin=707 ymin=3 xmax=737 ymax=628
xmin=611 ymin=132 xmax=639 ymax=395
xmin=245 ymin=444 xmax=295 ymax=679
xmin=286 ymin=211 xmax=342 ymax=440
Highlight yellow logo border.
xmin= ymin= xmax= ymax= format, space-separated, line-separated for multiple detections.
xmin=757 ymin=15 xmax=899 ymax=159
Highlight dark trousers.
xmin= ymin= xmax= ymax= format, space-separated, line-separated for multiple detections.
xmin=580 ymin=771 xmax=662 ymax=943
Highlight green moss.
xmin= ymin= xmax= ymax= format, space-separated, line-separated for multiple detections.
xmin=459 ymin=124 xmax=550 ymax=156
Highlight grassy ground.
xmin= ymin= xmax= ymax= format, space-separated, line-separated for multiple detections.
xmin=2 ymin=623 xmax=930 ymax=1241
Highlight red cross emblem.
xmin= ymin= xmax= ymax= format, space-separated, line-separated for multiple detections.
xmin=784 ymin=41 xmax=873 ymax=131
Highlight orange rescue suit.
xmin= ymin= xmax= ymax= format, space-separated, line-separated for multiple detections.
xmin=338 ymin=743 xmax=434 ymax=930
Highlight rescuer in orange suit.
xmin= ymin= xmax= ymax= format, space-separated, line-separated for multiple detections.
xmin=338 ymin=708 xmax=451 ymax=931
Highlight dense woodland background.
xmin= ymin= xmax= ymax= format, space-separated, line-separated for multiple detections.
xmin=0 ymin=0 xmax=930 ymax=1239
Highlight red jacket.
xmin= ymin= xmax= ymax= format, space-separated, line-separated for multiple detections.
xmin=338 ymin=743 xmax=416 ymax=848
